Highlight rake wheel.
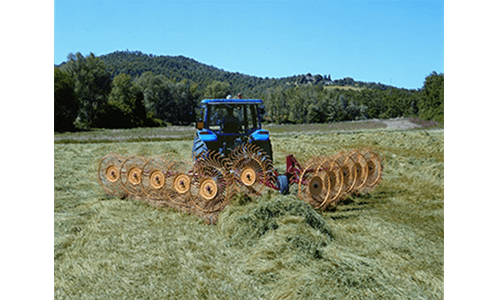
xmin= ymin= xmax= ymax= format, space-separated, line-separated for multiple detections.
xmin=348 ymin=150 xmax=369 ymax=192
xmin=121 ymin=156 xmax=147 ymax=196
xmin=298 ymin=158 xmax=331 ymax=209
xmin=230 ymin=143 xmax=273 ymax=195
xmin=327 ymin=159 xmax=345 ymax=207
xmin=191 ymin=151 xmax=233 ymax=213
xmin=361 ymin=149 xmax=383 ymax=192
xmin=165 ymin=161 xmax=193 ymax=207
xmin=141 ymin=156 xmax=171 ymax=200
xmin=333 ymin=151 xmax=357 ymax=195
xmin=98 ymin=153 xmax=125 ymax=196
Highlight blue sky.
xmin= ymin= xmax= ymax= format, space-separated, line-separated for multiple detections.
xmin=54 ymin=0 xmax=444 ymax=89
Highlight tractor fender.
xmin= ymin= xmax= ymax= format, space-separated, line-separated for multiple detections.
xmin=192 ymin=135 xmax=209 ymax=159
xmin=250 ymin=129 xmax=270 ymax=141
xmin=251 ymin=140 xmax=273 ymax=163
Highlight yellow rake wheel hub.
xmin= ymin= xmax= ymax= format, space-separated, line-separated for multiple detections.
xmin=149 ymin=170 xmax=165 ymax=190
xmin=173 ymin=174 xmax=190 ymax=194
xmin=309 ymin=175 xmax=324 ymax=197
xmin=106 ymin=165 xmax=120 ymax=183
xmin=200 ymin=179 xmax=218 ymax=201
xmin=127 ymin=167 xmax=142 ymax=185
xmin=241 ymin=167 xmax=257 ymax=186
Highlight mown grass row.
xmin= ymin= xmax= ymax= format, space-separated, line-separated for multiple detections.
xmin=54 ymin=129 xmax=443 ymax=299
xmin=54 ymin=119 xmax=393 ymax=144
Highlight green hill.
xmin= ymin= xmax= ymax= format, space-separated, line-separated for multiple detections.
xmin=55 ymin=51 xmax=443 ymax=131
xmin=96 ymin=50 xmax=395 ymax=95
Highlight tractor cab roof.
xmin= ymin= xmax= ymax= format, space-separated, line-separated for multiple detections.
xmin=201 ymin=99 xmax=263 ymax=105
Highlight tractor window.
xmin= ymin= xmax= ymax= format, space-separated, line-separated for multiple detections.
xmin=249 ymin=105 xmax=258 ymax=129
xmin=207 ymin=105 xmax=248 ymax=133
xmin=207 ymin=106 xmax=224 ymax=131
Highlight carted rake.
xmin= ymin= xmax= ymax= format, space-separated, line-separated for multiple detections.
xmin=97 ymin=97 xmax=386 ymax=223
xmin=98 ymin=142 xmax=383 ymax=224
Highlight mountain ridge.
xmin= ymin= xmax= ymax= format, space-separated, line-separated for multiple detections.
xmin=59 ymin=50 xmax=398 ymax=95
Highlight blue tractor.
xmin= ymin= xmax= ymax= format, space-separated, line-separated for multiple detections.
xmin=192 ymin=99 xmax=292 ymax=194
xmin=192 ymin=99 xmax=273 ymax=162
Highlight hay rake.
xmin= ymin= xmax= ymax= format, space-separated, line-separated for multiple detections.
xmin=98 ymin=144 xmax=383 ymax=223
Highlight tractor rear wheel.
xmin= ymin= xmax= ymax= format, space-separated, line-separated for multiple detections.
xmin=192 ymin=136 xmax=209 ymax=159
xmin=252 ymin=140 xmax=273 ymax=163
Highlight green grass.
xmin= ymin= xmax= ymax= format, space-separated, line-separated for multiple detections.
xmin=54 ymin=128 xmax=443 ymax=299
xmin=265 ymin=120 xmax=387 ymax=134
xmin=54 ymin=126 xmax=195 ymax=144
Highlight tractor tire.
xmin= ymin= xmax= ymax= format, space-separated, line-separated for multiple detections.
xmin=252 ymin=140 xmax=273 ymax=163
xmin=277 ymin=175 xmax=289 ymax=195
xmin=192 ymin=135 xmax=209 ymax=159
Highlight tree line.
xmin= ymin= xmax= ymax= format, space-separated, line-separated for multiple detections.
xmin=54 ymin=51 xmax=444 ymax=132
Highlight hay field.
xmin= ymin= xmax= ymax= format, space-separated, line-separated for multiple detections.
xmin=54 ymin=128 xmax=443 ymax=299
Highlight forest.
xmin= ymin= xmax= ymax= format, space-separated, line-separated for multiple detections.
xmin=54 ymin=51 xmax=444 ymax=132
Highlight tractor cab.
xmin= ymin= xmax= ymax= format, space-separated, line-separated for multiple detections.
xmin=193 ymin=99 xmax=272 ymax=160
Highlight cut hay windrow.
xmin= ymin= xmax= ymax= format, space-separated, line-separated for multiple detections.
xmin=98 ymin=143 xmax=383 ymax=224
